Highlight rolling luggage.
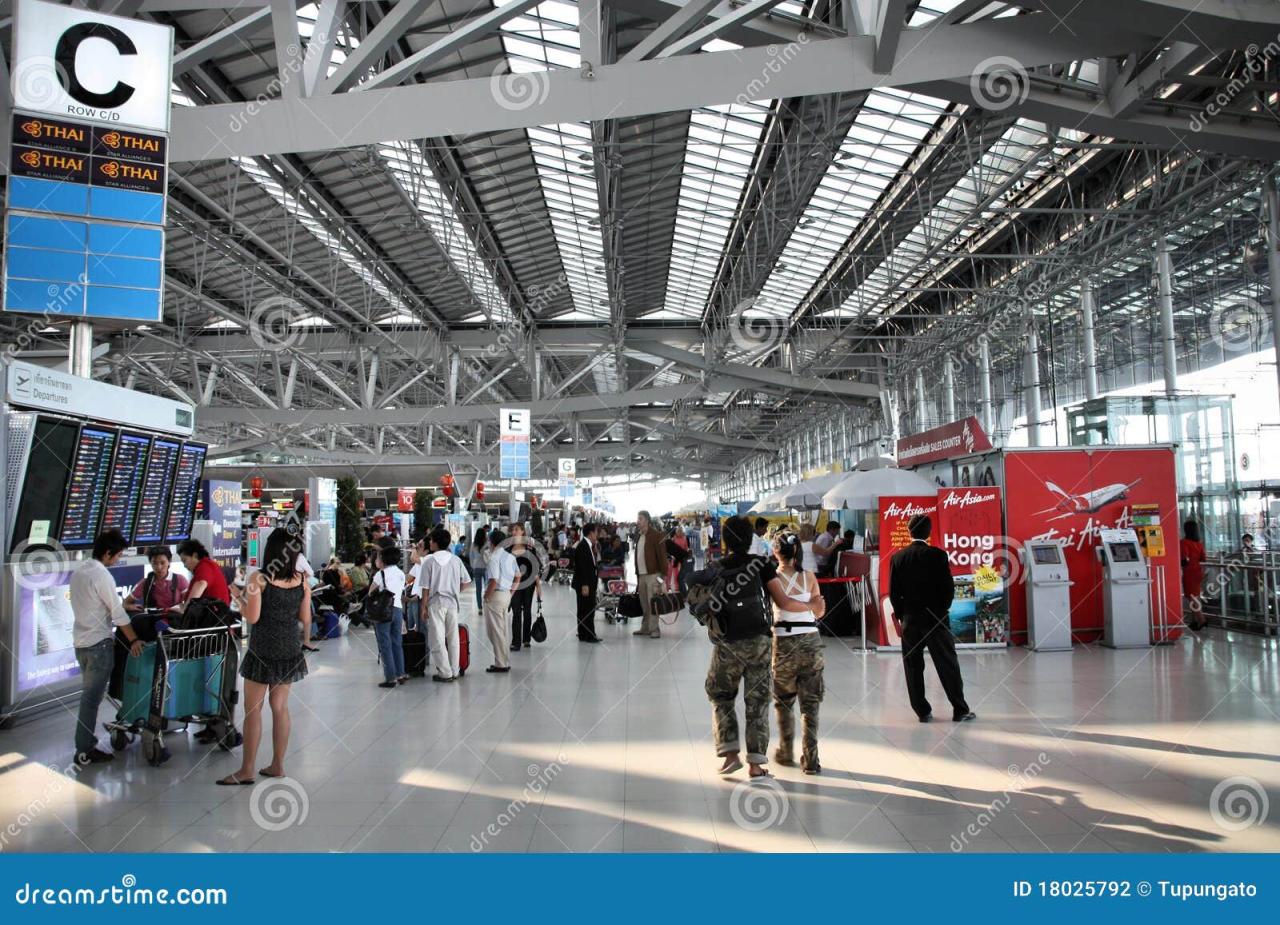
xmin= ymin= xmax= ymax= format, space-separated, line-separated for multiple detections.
xmin=404 ymin=629 xmax=428 ymax=677
xmin=117 ymin=643 xmax=226 ymax=726
xmin=457 ymin=624 xmax=471 ymax=676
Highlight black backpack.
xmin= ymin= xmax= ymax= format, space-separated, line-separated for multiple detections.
xmin=695 ymin=557 xmax=770 ymax=641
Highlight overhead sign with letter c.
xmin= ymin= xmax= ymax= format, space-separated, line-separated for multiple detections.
xmin=12 ymin=0 xmax=173 ymax=132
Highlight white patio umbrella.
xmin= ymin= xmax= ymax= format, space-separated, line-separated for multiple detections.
xmin=778 ymin=471 xmax=848 ymax=509
xmin=748 ymin=483 xmax=796 ymax=512
xmin=821 ymin=467 xmax=938 ymax=510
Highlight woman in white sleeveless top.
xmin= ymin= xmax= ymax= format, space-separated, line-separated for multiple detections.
xmin=771 ymin=533 xmax=826 ymax=774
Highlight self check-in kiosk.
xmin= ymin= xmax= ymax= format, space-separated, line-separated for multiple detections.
xmin=1022 ymin=539 xmax=1073 ymax=651
xmin=1098 ymin=528 xmax=1151 ymax=649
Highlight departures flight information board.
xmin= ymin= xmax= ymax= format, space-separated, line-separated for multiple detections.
xmin=100 ymin=431 xmax=152 ymax=541
xmin=133 ymin=437 xmax=181 ymax=545
xmin=59 ymin=426 xmax=118 ymax=548
xmin=164 ymin=442 xmax=207 ymax=542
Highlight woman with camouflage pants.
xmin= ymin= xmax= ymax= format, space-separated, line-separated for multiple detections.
xmin=769 ymin=533 xmax=827 ymax=774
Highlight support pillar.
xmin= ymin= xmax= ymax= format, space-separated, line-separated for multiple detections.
xmin=1024 ymin=319 xmax=1042 ymax=447
xmin=943 ymin=355 xmax=957 ymax=422
xmin=1155 ymin=238 xmax=1178 ymax=395
xmin=978 ymin=335 xmax=993 ymax=436
xmin=1265 ymin=175 xmax=1280 ymax=414
xmin=1081 ymin=277 xmax=1099 ymax=401
xmin=69 ymin=322 xmax=93 ymax=378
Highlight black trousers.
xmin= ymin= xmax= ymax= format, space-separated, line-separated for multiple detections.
xmin=577 ymin=591 xmax=598 ymax=640
xmin=900 ymin=616 xmax=969 ymax=719
xmin=510 ymin=587 xmax=535 ymax=646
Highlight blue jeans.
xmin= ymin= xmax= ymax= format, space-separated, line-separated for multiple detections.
xmin=471 ymin=568 xmax=486 ymax=610
xmin=374 ymin=607 xmax=405 ymax=681
xmin=404 ymin=596 xmax=420 ymax=632
xmin=74 ymin=638 xmax=115 ymax=754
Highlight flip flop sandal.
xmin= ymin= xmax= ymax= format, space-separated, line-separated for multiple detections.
xmin=258 ymin=769 xmax=283 ymax=778
xmin=216 ymin=776 xmax=255 ymax=786
xmin=719 ymin=757 xmax=744 ymax=775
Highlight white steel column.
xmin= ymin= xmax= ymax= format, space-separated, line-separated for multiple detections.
xmin=1264 ymin=175 xmax=1280 ymax=413
xmin=1024 ymin=319 xmax=1042 ymax=447
xmin=1081 ymin=277 xmax=1100 ymax=400
xmin=914 ymin=368 xmax=928 ymax=433
xmin=1155 ymin=238 xmax=1178 ymax=394
xmin=943 ymin=355 xmax=957 ymax=422
xmin=978 ymin=335 xmax=993 ymax=436
xmin=69 ymin=322 xmax=93 ymax=378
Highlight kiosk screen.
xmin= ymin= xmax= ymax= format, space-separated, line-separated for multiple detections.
xmin=1109 ymin=542 xmax=1140 ymax=562
xmin=59 ymin=426 xmax=119 ymax=548
xmin=9 ymin=416 xmax=80 ymax=553
xmin=1032 ymin=545 xmax=1061 ymax=565
xmin=134 ymin=438 xmax=181 ymax=544
xmin=164 ymin=442 xmax=208 ymax=542
xmin=101 ymin=431 xmax=152 ymax=542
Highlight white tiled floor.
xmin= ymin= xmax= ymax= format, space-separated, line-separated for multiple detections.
xmin=1 ymin=583 xmax=1278 ymax=854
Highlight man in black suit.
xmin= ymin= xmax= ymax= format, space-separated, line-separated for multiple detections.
xmin=888 ymin=514 xmax=976 ymax=723
xmin=573 ymin=523 xmax=602 ymax=643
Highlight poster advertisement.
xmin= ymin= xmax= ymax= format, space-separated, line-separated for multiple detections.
xmin=936 ymin=487 xmax=1008 ymax=645
xmin=1002 ymin=447 xmax=1181 ymax=644
xmin=397 ymin=488 xmax=415 ymax=513
xmin=876 ymin=495 xmax=938 ymax=647
xmin=12 ymin=563 xmax=145 ymax=695
xmin=201 ymin=479 xmax=242 ymax=567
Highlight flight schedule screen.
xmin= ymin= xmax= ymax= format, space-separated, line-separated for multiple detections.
xmin=164 ymin=442 xmax=208 ymax=542
xmin=101 ymin=432 xmax=152 ymax=542
xmin=59 ymin=427 xmax=119 ymax=548
xmin=133 ymin=438 xmax=181 ymax=544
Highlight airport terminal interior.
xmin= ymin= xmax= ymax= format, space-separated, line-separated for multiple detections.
xmin=0 ymin=0 xmax=1279 ymax=855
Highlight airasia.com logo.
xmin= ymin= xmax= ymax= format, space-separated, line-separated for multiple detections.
xmin=942 ymin=491 xmax=997 ymax=509
xmin=883 ymin=502 xmax=936 ymax=518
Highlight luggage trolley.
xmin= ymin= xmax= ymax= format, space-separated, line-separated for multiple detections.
xmin=598 ymin=566 xmax=629 ymax=624
xmin=552 ymin=557 xmax=575 ymax=586
xmin=106 ymin=623 xmax=242 ymax=766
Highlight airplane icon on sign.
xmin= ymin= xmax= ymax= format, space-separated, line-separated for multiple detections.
xmin=1035 ymin=479 xmax=1141 ymax=521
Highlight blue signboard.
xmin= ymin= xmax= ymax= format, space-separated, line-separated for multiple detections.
xmin=201 ymin=479 xmax=243 ymax=567
xmin=3 ymin=113 xmax=167 ymax=322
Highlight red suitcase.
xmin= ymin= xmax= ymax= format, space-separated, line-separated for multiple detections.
xmin=458 ymin=624 xmax=470 ymax=676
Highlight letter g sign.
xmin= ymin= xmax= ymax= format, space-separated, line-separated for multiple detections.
xmin=55 ymin=22 xmax=137 ymax=108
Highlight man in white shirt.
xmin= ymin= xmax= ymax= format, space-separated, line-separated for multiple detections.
xmin=70 ymin=529 xmax=141 ymax=764
xmin=417 ymin=528 xmax=472 ymax=681
xmin=483 ymin=530 xmax=519 ymax=672
xmin=749 ymin=517 xmax=772 ymax=557
xmin=813 ymin=521 xmax=840 ymax=572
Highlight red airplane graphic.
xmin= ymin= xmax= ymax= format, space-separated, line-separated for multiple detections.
xmin=1035 ymin=479 xmax=1141 ymax=522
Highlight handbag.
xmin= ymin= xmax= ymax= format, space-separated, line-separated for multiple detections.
xmin=650 ymin=591 xmax=685 ymax=615
xmin=364 ymin=569 xmax=396 ymax=624
xmin=530 ymin=600 xmax=547 ymax=643
xmin=176 ymin=596 xmax=236 ymax=630
xmin=617 ymin=593 xmax=643 ymax=618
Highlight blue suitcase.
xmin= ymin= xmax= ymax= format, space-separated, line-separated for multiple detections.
xmin=314 ymin=609 xmax=342 ymax=639
xmin=117 ymin=642 xmax=226 ymax=725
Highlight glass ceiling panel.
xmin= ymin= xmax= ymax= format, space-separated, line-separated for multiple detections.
xmin=499 ymin=2 xmax=610 ymax=320
xmin=659 ymin=103 xmax=770 ymax=320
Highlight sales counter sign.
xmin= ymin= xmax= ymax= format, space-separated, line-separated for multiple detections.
xmin=4 ymin=0 xmax=173 ymax=324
